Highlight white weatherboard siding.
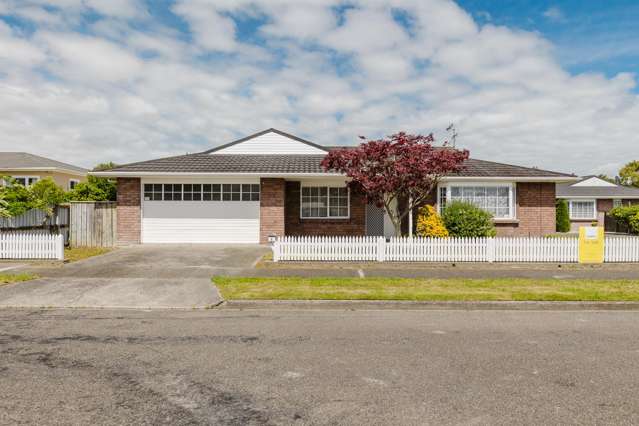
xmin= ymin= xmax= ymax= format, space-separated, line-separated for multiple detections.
xmin=212 ymin=131 xmax=326 ymax=155
xmin=572 ymin=177 xmax=616 ymax=187
xmin=142 ymin=202 xmax=259 ymax=243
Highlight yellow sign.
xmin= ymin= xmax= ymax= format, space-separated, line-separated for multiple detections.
xmin=578 ymin=226 xmax=605 ymax=263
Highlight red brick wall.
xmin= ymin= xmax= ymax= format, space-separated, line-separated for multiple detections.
xmin=260 ymin=178 xmax=286 ymax=243
xmin=116 ymin=177 xmax=141 ymax=245
xmin=495 ymin=182 xmax=556 ymax=237
xmin=284 ymin=181 xmax=366 ymax=236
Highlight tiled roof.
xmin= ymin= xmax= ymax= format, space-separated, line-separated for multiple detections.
xmin=106 ymin=153 xmax=573 ymax=178
xmin=0 ymin=152 xmax=88 ymax=174
xmin=557 ymin=182 xmax=639 ymax=198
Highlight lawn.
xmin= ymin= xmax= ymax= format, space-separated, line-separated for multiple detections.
xmin=64 ymin=247 xmax=112 ymax=262
xmin=0 ymin=273 xmax=38 ymax=286
xmin=214 ymin=276 xmax=639 ymax=301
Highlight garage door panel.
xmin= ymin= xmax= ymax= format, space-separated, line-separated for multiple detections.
xmin=142 ymin=200 xmax=260 ymax=244
xmin=142 ymin=218 xmax=259 ymax=243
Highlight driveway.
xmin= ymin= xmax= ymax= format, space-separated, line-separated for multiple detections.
xmin=0 ymin=244 xmax=268 ymax=309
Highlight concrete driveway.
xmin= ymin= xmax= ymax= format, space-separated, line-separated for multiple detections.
xmin=0 ymin=244 xmax=268 ymax=309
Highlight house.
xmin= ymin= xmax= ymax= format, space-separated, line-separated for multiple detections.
xmin=557 ymin=176 xmax=639 ymax=232
xmin=93 ymin=128 xmax=578 ymax=244
xmin=0 ymin=152 xmax=88 ymax=190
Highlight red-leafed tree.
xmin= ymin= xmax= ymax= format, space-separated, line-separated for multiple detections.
xmin=321 ymin=132 xmax=469 ymax=236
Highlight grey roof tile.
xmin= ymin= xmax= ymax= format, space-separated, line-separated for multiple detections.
xmin=0 ymin=152 xmax=88 ymax=174
xmin=557 ymin=182 xmax=639 ymax=198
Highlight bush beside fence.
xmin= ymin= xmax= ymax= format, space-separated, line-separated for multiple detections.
xmin=272 ymin=235 xmax=639 ymax=263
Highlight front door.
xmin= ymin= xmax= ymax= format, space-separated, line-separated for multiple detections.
xmin=366 ymin=203 xmax=396 ymax=237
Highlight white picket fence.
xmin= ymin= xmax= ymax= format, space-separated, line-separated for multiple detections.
xmin=0 ymin=231 xmax=64 ymax=260
xmin=272 ymin=235 xmax=639 ymax=263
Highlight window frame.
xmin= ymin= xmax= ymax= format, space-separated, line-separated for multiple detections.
xmin=69 ymin=179 xmax=80 ymax=190
xmin=11 ymin=175 xmax=40 ymax=187
xmin=437 ymin=182 xmax=516 ymax=219
xmin=142 ymin=182 xmax=260 ymax=202
xmin=568 ymin=199 xmax=597 ymax=220
xmin=299 ymin=185 xmax=350 ymax=219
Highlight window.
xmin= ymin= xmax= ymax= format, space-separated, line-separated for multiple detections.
xmin=11 ymin=176 xmax=39 ymax=187
xmin=163 ymin=184 xmax=182 ymax=201
xmin=69 ymin=179 xmax=80 ymax=190
xmin=222 ymin=184 xmax=241 ymax=201
xmin=569 ymin=200 xmax=596 ymax=220
xmin=439 ymin=184 xmax=514 ymax=219
xmin=144 ymin=183 xmax=258 ymax=202
xmin=613 ymin=199 xmax=623 ymax=208
xmin=301 ymin=186 xmax=349 ymax=218
xmin=241 ymin=184 xmax=260 ymax=201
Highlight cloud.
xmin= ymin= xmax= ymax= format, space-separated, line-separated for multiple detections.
xmin=0 ymin=0 xmax=636 ymax=176
xmin=543 ymin=6 xmax=565 ymax=22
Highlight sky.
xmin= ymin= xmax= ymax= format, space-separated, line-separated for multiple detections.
xmin=0 ymin=0 xmax=638 ymax=176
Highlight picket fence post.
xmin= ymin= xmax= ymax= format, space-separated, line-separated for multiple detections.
xmin=377 ymin=237 xmax=386 ymax=262
xmin=486 ymin=237 xmax=495 ymax=263
xmin=56 ymin=233 xmax=65 ymax=260
xmin=272 ymin=238 xmax=280 ymax=262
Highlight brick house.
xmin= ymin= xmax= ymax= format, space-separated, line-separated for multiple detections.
xmin=93 ymin=128 xmax=577 ymax=244
xmin=557 ymin=176 xmax=639 ymax=232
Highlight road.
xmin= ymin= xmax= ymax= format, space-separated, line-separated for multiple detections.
xmin=2 ymin=308 xmax=639 ymax=425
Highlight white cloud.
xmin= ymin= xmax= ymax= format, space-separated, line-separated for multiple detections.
xmin=0 ymin=0 xmax=636 ymax=176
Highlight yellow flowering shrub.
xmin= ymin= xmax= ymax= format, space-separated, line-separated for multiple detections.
xmin=416 ymin=205 xmax=449 ymax=237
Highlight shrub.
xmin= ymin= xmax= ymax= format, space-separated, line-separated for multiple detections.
xmin=442 ymin=201 xmax=496 ymax=237
xmin=555 ymin=199 xmax=570 ymax=232
xmin=416 ymin=205 xmax=448 ymax=237
xmin=65 ymin=175 xmax=116 ymax=202
xmin=609 ymin=205 xmax=639 ymax=234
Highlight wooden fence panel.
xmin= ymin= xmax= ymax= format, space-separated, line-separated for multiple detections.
xmin=69 ymin=202 xmax=116 ymax=247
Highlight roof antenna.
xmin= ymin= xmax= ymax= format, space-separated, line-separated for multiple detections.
xmin=446 ymin=123 xmax=458 ymax=148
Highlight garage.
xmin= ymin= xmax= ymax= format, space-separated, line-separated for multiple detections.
xmin=141 ymin=180 xmax=260 ymax=243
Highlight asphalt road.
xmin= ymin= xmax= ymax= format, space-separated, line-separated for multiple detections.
xmin=2 ymin=308 xmax=639 ymax=425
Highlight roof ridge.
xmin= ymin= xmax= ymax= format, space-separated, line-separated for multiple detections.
xmin=202 ymin=128 xmax=329 ymax=154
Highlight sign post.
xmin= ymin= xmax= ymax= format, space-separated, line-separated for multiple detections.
xmin=578 ymin=226 xmax=604 ymax=264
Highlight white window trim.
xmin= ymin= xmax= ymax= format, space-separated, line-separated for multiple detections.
xmin=437 ymin=182 xmax=516 ymax=219
xmin=69 ymin=179 xmax=80 ymax=190
xmin=568 ymin=199 xmax=597 ymax=220
xmin=10 ymin=175 xmax=40 ymax=186
xmin=300 ymin=185 xmax=350 ymax=219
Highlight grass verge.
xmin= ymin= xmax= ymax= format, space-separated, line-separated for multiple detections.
xmin=0 ymin=273 xmax=38 ymax=286
xmin=214 ymin=276 xmax=639 ymax=301
xmin=64 ymin=247 xmax=112 ymax=263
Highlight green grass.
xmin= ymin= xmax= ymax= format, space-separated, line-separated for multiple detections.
xmin=214 ymin=276 xmax=639 ymax=301
xmin=64 ymin=247 xmax=112 ymax=262
xmin=0 ymin=273 xmax=38 ymax=286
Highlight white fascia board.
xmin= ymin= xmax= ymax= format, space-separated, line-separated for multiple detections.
xmin=91 ymin=171 xmax=344 ymax=178
xmin=558 ymin=195 xmax=639 ymax=199
xmin=440 ymin=176 xmax=579 ymax=183
xmin=0 ymin=167 xmax=87 ymax=175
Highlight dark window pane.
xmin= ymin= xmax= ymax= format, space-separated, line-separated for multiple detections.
xmin=184 ymin=193 xmax=192 ymax=201
xmin=231 ymin=184 xmax=240 ymax=192
xmin=252 ymin=184 xmax=260 ymax=193
xmin=203 ymin=193 xmax=212 ymax=201
xmin=193 ymin=184 xmax=201 ymax=192
xmin=231 ymin=192 xmax=240 ymax=201
xmin=319 ymin=187 xmax=327 ymax=196
xmin=212 ymin=193 xmax=221 ymax=201
xmin=154 ymin=184 xmax=162 ymax=192
xmin=242 ymin=184 xmax=251 ymax=193
xmin=165 ymin=193 xmax=173 ymax=201
xmin=173 ymin=193 xmax=182 ymax=201
xmin=242 ymin=192 xmax=251 ymax=201
xmin=144 ymin=184 xmax=152 ymax=192
xmin=174 ymin=184 xmax=182 ymax=192
xmin=184 ymin=184 xmax=192 ymax=192
xmin=192 ymin=193 xmax=201 ymax=201
xmin=222 ymin=184 xmax=231 ymax=192
xmin=212 ymin=184 xmax=221 ymax=192
xmin=222 ymin=193 xmax=231 ymax=201
xmin=302 ymin=187 xmax=310 ymax=196
xmin=153 ymin=193 xmax=162 ymax=201
xmin=203 ymin=184 xmax=212 ymax=192
xmin=251 ymin=193 xmax=260 ymax=201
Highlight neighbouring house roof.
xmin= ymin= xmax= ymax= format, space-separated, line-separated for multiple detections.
xmin=0 ymin=152 xmax=88 ymax=175
xmin=557 ymin=176 xmax=639 ymax=199
xmin=94 ymin=128 xmax=576 ymax=180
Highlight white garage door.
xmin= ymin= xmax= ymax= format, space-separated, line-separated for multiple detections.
xmin=141 ymin=182 xmax=260 ymax=243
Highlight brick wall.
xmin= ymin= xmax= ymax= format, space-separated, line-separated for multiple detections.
xmin=260 ymin=178 xmax=286 ymax=243
xmin=284 ymin=181 xmax=366 ymax=236
xmin=495 ymin=182 xmax=556 ymax=237
xmin=116 ymin=177 xmax=141 ymax=245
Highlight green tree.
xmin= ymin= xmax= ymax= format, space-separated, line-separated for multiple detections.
xmin=65 ymin=162 xmax=117 ymax=202
xmin=0 ymin=177 xmax=32 ymax=216
xmin=0 ymin=191 xmax=10 ymax=218
xmin=555 ymin=199 xmax=570 ymax=232
xmin=441 ymin=201 xmax=496 ymax=237
xmin=619 ymin=160 xmax=639 ymax=187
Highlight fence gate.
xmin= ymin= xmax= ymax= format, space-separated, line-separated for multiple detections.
xmin=69 ymin=201 xmax=117 ymax=247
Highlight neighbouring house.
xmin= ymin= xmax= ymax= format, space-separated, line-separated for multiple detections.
xmin=557 ymin=176 xmax=639 ymax=232
xmin=93 ymin=128 xmax=578 ymax=244
xmin=0 ymin=152 xmax=88 ymax=190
